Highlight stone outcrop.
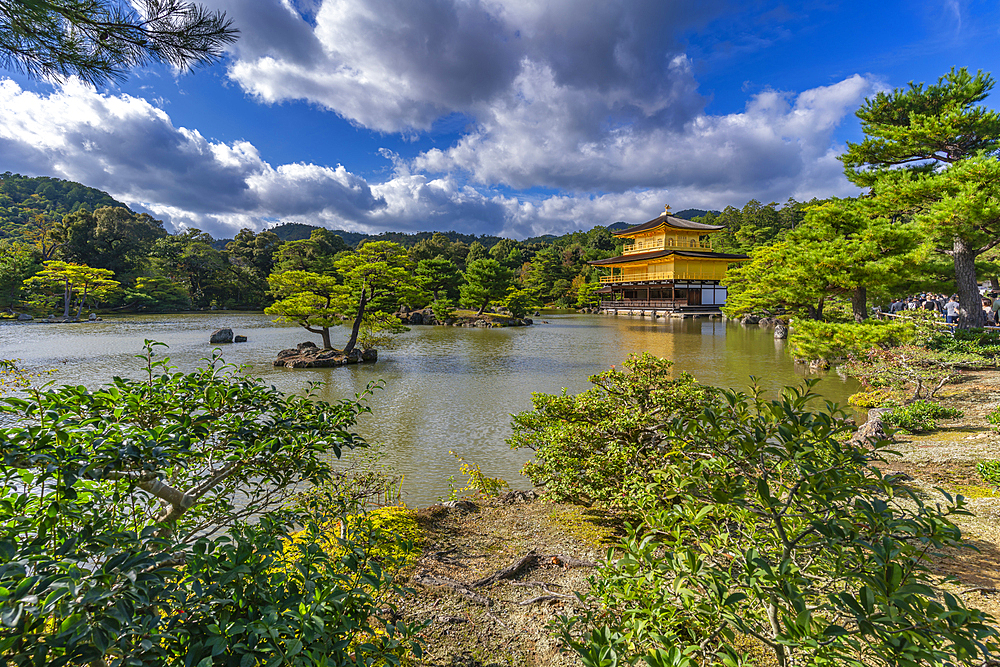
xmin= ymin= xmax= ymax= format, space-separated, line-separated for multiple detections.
xmin=210 ymin=328 xmax=234 ymax=344
xmin=273 ymin=342 xmax=377 ymax=368
xmin=774 ymin=324 xmax=788 ymax=339
xmin=395 ymin=308 xmax=533 ymax=328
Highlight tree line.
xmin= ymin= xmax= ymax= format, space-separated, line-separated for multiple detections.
xmin=723 ymin=67 xmax=1000 ymax=330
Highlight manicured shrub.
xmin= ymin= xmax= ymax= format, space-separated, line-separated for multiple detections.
xmin=883 ymin=400 xmax=963 ymax=433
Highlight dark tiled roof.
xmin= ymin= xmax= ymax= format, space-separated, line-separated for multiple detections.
xmin=589 ymin=249 xmax=748 ymax=266
xmin=614 ymin=213 xmax=724 ymax=237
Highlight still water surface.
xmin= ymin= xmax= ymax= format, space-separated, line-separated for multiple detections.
xmin=1 ymin=313 xmax=857 ymax=506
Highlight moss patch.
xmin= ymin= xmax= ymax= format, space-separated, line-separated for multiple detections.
xmin=897 ymin=426 xmax=982 ymax=443
xmin=949 ymin=484 xmax=1000 ymax=500
xmin=547 ymin=505 xmax=621 ymax=547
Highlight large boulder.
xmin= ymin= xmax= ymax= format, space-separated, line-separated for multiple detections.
xmin=16 ymin=313 xmax=32 ymax=321
xmin=409 ymin=311 xmax=423 ymax=325
xmin=210 ymin=328 xmax=234 ymax=344
xmin=774 ymin=324 xmax=788 ymax=339
xmin=234 ymin=335 xmax=247 ymax=343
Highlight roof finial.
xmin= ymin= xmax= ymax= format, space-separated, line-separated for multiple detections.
xmin=664 ymin=204 xmax=672 ymax=216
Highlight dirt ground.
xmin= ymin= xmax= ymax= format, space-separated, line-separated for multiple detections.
xmin=399 ymin=370 xmax=1000 ymax=666
xmin=400 ymin=494 xmax=619 ymax=667
xmin=869 ymin=369 xmax=1000 ymax=624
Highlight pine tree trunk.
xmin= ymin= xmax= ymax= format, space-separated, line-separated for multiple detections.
xmin=343 ymin=289 xmax=369 ymax=354
xmin=954 ymin=237 xmax=984 ymax=329
xmin=477 ymin=301 xmax=488 ymax=316
xmin=851 ymin=286 xmax=867 ymax=323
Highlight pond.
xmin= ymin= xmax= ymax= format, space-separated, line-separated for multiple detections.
xmin=0 ymin=312 xmax=858 ymax=506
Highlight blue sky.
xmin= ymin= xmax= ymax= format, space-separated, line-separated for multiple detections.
xmin=1 ymin=0 xmax=998 ymax=239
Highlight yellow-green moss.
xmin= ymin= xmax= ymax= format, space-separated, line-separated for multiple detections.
xmin=949 ymin=484 xmax=1000 ymax=500
xmin=548 ymin=504 xmax=619 ymax=547
xmin=898 ymin=427 xmax=982 ymax=444
xmin=848 ymin=388 xmax=906 ymax=408
xmin=729 ymin=634 xmax=780 ymax=667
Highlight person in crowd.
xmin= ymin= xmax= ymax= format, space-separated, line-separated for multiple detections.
xmin=983 ymin=298 xmax=995 ymax=325
xmin=944 ymin=295 xmax=960 ymax=324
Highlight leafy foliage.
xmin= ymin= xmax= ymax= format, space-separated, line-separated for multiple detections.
xmin=882 ymin=400 xmax=964 ymax=433
xmin=977 ymin=460 xmax=1000 ymax=485
xmin=460 ymin=258 xmax=513 ymax=315
xmin=265 ymin=270 xmax=350 ymax=349
xmin=0 ymin=343 xmax=424 ymax=666
xmin=22 ymin=260 xmax=119 ymax=318
xmin=537 ymin=369 xmax=997 ymax=667
xmin=357 ymin=311 xmax=409 ymax=350
xmin=844 ymin=344 xmax=988 ymax=399
xmin=788 ymin=319 xmax=914 ymax=360
xmin=847 ymin=388 xmax=906 ymax=409
xmin=509 ymin=353 xmax=714 ymax=510
xmin=0 ymin=0 xmax=238 ymax=86
xmin=841 ymin=67 xmax=1000 ymax=329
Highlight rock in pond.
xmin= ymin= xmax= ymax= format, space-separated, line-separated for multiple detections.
xmin=210 ymin=328 xmax=234 ymax=344
xmin=774 ymin=324 xmax=788 ymax=339
xmin=234 ymin=335 xmax=247 ymax=343
xmin=16 ymin=313 xmax=32 ymax=321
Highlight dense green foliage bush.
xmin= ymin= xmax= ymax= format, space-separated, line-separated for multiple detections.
xmin=925 ymin=327 xmax=1000 ymax=361
xmin=509 ymin=353 xmax=714 ymax=510
xmin=788 ymin=319 xmax=914 ymax=360
xmin=514 ymin=357 xmax=997 ymax=667
xmin=0 ymin=344 xmax=422 ymax=666
xmin=882 ymin=400 xmax=964 ymax=433
xmin=847 ymin=388 xmax=905 ymax=408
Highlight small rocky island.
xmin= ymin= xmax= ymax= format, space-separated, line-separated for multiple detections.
xmin=273 ymin=342 xmax=378 ymax=368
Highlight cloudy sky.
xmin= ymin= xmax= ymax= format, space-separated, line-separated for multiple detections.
xmin=2 ymin=0 xmax=999 ymax=239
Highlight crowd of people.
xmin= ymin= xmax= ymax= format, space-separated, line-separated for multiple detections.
xmin=884 ymin=292 xmax=1000 ymax=325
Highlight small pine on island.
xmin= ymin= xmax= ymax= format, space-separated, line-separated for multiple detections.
xmin=589 ymin=205 xmax=748 ymax=314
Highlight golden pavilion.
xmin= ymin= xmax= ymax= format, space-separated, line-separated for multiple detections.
xmin=589 ymin=206 xmax=748 ymax=312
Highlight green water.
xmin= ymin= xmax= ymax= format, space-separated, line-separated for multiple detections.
xmin=1 ymin=312 xmax=857 ymax=506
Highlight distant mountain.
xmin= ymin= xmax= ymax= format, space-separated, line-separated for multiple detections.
xmin=675 ymin=208 xmax=720 ymax=220
xmin=265 ymin=222 xmax=509 ymax=249
xmin=0 ymin=172 xmax=129 ymax=240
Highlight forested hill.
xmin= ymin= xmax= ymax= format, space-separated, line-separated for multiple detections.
xmin=264 ymin=223 xmax=510 ymax=249
xmin=0 ymin=172 xmax=127 ymax=239
xmin=261 ymin=208 xmax=718 ymax=249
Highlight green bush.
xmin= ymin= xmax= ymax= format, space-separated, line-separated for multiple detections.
xmin=509 ymin=352 xmax=715 ymax=510
xmin=987 ymin=406 xmax=1000 ymax=426
xmin=540 ymin=370 xmax=996 ymax=667
xmin=883 ymin=400 xmax=963 ymax=433
xmin=0 ymin=343 xmax=423 ymax=666
xmin=848 ymin=388 xmax=905 ymax=408
xmin=977 ymin=460 xmax=1000 ymax=485
xmin=789 ymin=319 xmax=914 ymax=360
xmin=431 ymin=297 xmax=457 ymax=321
xmin=925 ymin=327 xmax=1000 ymax=361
